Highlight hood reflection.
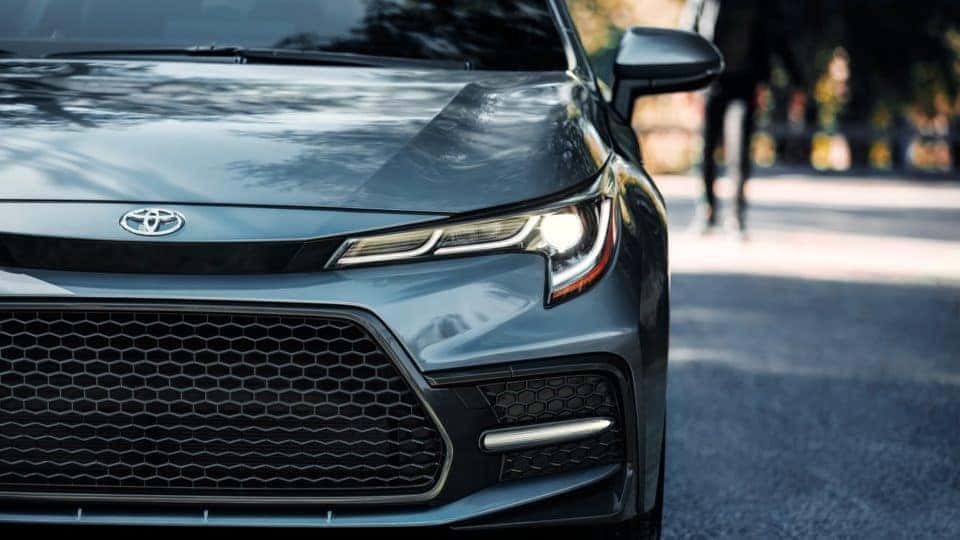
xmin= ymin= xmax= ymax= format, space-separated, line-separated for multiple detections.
xmin=0 ymin=60 xmax=610 ymax=213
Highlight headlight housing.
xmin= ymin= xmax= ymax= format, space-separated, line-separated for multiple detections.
xmin=327 ymin=172 xmax=618 ymax=305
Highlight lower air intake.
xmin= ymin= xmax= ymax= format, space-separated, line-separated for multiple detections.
xmin=480 ymin=373 xmax=625 ymax=482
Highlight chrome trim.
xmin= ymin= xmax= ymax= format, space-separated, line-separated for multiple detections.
xmin=119 ymin=208 xmax=185 ymax=237
xmin=480 ymin=417 xmax=613 ymax=453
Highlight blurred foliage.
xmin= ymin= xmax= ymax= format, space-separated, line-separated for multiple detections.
xmin=813 ymin=48 xmax=850 ymax=131
xmin=567 ymin=0 xmax=682 ymax=86
xmin=565 ymin=0 xmax=960 ymax=173
xmin=835 ymin=0 xmax=960 ymax=120
xmin=567 ymin=0 xmax=694 ymax=172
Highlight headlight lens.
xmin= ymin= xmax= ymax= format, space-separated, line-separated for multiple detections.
xmin=540 ymin=196 xmax=616 ymax=302
xmin=539 ymin=213 xmax=585 ymax=253
xmin=328 ymin=186 xmax=618 ymax=305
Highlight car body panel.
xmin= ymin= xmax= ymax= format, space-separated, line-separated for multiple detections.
xmin=0 ymin=465 xmax=619 ymax=528
xmin=0 ymin=151 xmax=670 ymax=517
xmin=0 ymin=253 xmax=637 ymax=374
xmin=0 ymin=0 xmax=671 ymax=529
xmin=0 ymin=60 xmax=608 ymax=214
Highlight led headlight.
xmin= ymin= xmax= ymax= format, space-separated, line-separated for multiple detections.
xmin=328 ymin=174 xmax=618 ymax=305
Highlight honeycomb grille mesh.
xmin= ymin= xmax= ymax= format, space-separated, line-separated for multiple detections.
xmin=0 ymin=308 xmax=444 ymax=496
xmin=480 ymin=373 xmax=624 ymax=481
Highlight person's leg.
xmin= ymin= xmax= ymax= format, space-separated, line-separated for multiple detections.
xmin=697 ymin=88 xmax=726 ymax=230
xmin=723 ymin=92 xmax=756 ymax=232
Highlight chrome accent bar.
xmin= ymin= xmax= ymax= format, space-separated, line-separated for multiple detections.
xmin=480 ymin=417 xmax=613 ymax=453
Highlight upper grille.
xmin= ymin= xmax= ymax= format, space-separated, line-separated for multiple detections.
xmin=0 ymin=307 xmax=444 ymax=498
xmin=480 ymin=373 xmax=624 ymax=481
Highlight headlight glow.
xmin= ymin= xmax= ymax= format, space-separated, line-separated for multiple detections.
xmin=328 ymin=170 xmax=619 ymax=305
xmin=539 ymin=213 xmax=585 ymax=254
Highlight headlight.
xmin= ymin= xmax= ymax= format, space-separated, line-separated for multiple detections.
xmin=327 ymin=175 xmax=618 ymax=305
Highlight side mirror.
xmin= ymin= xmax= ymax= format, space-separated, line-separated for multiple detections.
xmin=611 ymin=27 xmax=724 ymax=120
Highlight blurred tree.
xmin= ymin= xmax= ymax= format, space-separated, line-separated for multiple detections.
xmin=566 ymin=0 xmax=960 ymax=173
xmin=827 ymin=0 xmax=960 ymax=169
xmin=567 ymin=0 xmax=684 ymax=86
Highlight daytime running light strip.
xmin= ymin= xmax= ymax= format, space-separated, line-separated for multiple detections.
xmin=337 ymin=230 xmax=443 ymax=266
xmin=433 ymin=216 xmax=540 ymax=256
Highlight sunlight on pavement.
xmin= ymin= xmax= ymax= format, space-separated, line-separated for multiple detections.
xmin=661 ymin=173 xmax=960 ymax=386
xmin=659 ymin=174 xmax=960 ymax=210
xmin=660 ymin=175 xmax=960 ymax=286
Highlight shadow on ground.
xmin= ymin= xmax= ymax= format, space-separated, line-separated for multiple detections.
xmin=664 ymin=272 xmax=960 ymax=539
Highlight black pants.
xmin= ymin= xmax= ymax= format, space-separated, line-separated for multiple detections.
xmin=702 ymin=84 xmax=757 ymax=218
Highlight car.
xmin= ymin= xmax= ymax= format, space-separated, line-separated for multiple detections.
xmin=0 ymin=0 xmax=720 ymax=536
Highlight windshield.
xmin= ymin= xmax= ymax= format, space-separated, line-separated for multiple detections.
xmin=0 ymin=0 xmax=568 ymax=70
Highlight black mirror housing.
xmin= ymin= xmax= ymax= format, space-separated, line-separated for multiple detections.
xmin=611 ymin=27 xmax=724 ymax=119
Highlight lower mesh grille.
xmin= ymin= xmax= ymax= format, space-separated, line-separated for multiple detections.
xmin=480 ymin=373 xmax=624 ymax=481
xmin=0 ymin=307 xmax=444 ymax=497
xmin=498 ymin=428 xmax=622 ymax=482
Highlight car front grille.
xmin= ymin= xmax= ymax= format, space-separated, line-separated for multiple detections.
xmin=480 ymin=373 xmax=624 ymax=482
xmin=0 ymin=306 xmax=445 ymax=499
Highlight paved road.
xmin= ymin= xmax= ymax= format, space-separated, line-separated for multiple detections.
xmin=660 ymin=173 xmax=960 ymax=539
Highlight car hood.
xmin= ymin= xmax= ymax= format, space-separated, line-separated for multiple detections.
xmin=0 ymin=60 xmax=610 ymax=214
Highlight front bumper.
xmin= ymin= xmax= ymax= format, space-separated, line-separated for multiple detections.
xmin=0 ymin=250 xmax=661 ymax=528
xmin=0 ymin=465 xmax=625 ymax=528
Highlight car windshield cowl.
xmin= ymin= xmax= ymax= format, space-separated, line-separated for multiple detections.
xmin=43 ymin=45 xmax=469 ymax=70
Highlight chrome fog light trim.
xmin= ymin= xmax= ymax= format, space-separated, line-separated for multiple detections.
xmin=480 ymin=417 xmax=613 ymax=453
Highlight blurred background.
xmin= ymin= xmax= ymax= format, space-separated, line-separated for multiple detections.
xmin=569 ymin=0 xmax=960 ymax=176
xmin=564 ymin=1 xmax=960 ymax=537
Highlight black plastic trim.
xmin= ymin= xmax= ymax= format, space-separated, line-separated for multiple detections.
xmin=427 ymin=354 xmax=638 ymax=473
xmin=0 ymin=233 xmax=342 ymax=274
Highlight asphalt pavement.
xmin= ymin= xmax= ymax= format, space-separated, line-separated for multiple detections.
xmin=660 ymin=173 xmax=960 ymax=539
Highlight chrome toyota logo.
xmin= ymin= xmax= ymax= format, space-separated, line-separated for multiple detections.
xmin=120 ymin=208 xmax=185 ymax=236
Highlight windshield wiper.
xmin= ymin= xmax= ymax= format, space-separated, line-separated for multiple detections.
xmin=46 ymin=45 xmax=467 ymax=69
xmin=0 ymin=49 xmax=16 ymax=57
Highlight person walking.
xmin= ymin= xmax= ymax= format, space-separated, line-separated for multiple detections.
xmin=681 ymin=0 xmax=806 ymax=236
